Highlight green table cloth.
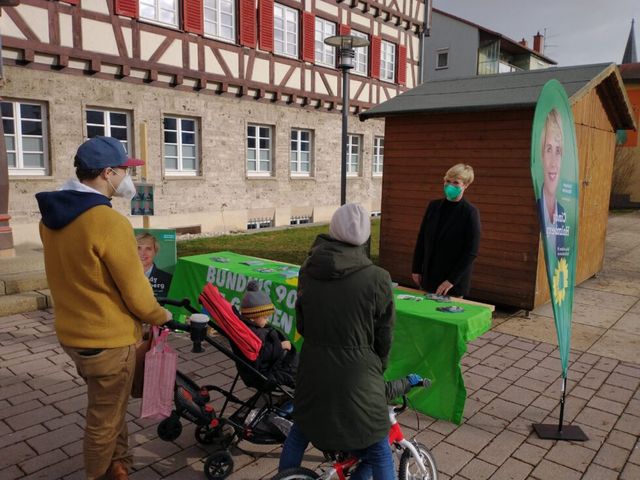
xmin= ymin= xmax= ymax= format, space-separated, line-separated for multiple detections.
xmin=168 ymin=251 xmax=492 ymax=424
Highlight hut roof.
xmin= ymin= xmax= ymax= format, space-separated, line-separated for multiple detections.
xmin=360 ymin=63 xmax=636 ymax=130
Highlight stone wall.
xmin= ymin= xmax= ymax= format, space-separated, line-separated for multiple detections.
xmin=2 ymin=66 xmax=385 ymax=245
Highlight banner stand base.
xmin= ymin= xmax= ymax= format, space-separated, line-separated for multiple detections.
xmin=533 ymin=423 xmax=588 ymax=441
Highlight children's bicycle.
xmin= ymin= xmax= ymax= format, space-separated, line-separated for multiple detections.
xmin=272 ymin=379 xmax=437 ymax=480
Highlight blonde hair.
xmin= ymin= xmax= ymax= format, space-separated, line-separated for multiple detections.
xmin=542 ymin=108 xmax=563 ymax=150
xmin=135 ymin=232 xmax=160 ymax=253
xmin=445 ymin=164 xmax=474 ymax=185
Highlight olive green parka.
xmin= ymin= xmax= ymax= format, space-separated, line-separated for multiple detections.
xmin=293 ymin=234 xmax=396 ymax=451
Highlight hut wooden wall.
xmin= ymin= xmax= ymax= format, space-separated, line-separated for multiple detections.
xmin=380 ymin=109 xmax=540 ymax=309
xmin=533 ymin=87 xmax=617 ymax=305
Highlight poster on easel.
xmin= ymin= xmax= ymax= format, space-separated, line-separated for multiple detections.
xmin=134 ymin=228 xmax=177 ymax=298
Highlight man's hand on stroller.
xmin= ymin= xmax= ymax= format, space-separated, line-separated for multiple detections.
xmin=281 ymin=340 xmax=292 ymax=351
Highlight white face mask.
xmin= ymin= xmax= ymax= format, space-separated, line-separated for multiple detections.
xmin=108 ymin=169 xmax=137 ymax=200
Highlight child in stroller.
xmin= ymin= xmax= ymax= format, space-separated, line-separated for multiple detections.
xmin=156 ymin=283 xmax=298 ymax=480
xmin=238 ymin=280 xmax=299 ymax=392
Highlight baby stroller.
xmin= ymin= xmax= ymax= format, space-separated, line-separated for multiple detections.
xmin=158 ymin=284 xmax=295 ymax=480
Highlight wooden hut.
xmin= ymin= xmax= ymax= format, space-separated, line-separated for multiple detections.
xmin=360 ymin=63 xmax=636 ymax=309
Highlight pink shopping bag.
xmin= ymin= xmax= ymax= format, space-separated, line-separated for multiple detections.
xmin=140 ymin=326 xmax=177 ymax=420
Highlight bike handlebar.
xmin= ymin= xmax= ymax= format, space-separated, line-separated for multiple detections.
xmin=395 ymin=377 xmax=432 ymax=413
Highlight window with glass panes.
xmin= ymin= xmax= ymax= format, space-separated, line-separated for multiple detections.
xmin=315 ymin=18 xmax=336 ymax=66
xmin=274 ymin=3 xmax=298 ymax=57
xmin=139 ymin=0 xmax=178 ymax=26
xmin=163 ymin=117 xmax=198 ymax=175
xmin=85 ymin=109 xmax=130 ymax=153
xmin=373 ymin=136 xmax=384 ymax=175
xmin=352 ymin=30 xmax=369 ymax=75
xmin=347 ymin=134 xmax=361 ymax=176
xmin=2 ymin=100 xmax=48 ymax=175
xmin=381 ymin=40 xmax=396 ymax=82
xmin=247 ymin=125 xmax=272 ymax=175
xmin=204 ymin=0 xmax=235 ymax=41
xmin=290 ymin=128 xmax=311 ymax=175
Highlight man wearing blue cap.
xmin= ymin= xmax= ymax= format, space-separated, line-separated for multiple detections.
xmin=35 ymin=137 xmax=171 ymax=480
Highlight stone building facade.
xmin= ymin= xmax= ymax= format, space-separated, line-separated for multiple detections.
xmin=0 ymin=0 xmax=425 ymax=244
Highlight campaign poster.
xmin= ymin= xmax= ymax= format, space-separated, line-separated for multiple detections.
xmin=530 ymin=79 xmax=580 ymax=378
xmin=133 ymin=228 xmax=177 ymax=298
xmin=131 ymin=183 xmax=154 ymax=216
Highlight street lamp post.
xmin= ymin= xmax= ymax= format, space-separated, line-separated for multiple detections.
xmin=324 ymin=35 xmax=369 ymax=205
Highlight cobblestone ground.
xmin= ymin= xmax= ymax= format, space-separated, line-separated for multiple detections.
xmin=0 ymin=309 xmax=639 ymax=479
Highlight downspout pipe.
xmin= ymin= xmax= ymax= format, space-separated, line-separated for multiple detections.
xmin=418 ymin=0 xmax=433 ymax=85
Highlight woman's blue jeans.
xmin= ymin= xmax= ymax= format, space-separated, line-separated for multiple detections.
xmin=279 ymin=423 xmax=396 ymax=480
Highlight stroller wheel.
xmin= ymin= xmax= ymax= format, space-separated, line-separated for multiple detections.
xmin=204 ymin=450 xmax=234 ymax=480
xmin=196 ymin=424 xmax=235 ymax=447
xmin=157 ymin=415 xmax=183 ymax=441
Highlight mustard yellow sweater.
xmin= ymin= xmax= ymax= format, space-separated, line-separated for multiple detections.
xmin=40 ymin=205 xmax=167 ymax=348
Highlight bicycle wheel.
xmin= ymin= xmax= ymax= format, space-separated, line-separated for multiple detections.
xmin=399 ymin=442 xmax=438 ymax=480
xmin=270 ymin=467 xmax=319 ymax=480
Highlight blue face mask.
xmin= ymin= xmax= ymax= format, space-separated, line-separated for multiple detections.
xmin=444 ymin=184 xmax=463 ymax=201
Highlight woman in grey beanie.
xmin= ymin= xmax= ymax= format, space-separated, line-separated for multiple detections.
xmin=279 ymin=203 xmax=396 ymax=479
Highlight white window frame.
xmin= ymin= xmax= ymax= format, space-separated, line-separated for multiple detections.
xmin=274 ymin=3 xmax=299 ymax=58
xmin=373 ymin=136 xmax=384 ymax=176
xmin=352 ymin=30 xmax=369 ymax=76
xmin=2 ymin=100 xmax=49 ymax=176
xmin=314 ymin=17 xmax=336 ymax=66
xmin=163 ymin=116 xmax=199 ymax=177
xmin=290 ymin=128 xmax=312 ymax=177
xmin=247 ymin=124 xmax=273 ymax=176
xmin=436 ymin=49 xmax=449 ymax=69
xmin=85 ymin=108 xmax=132 ymax=154
xmin=139 ymin=0 xmax=179 ymax=28
xmin=380 ymin=40 xmax=396 ymax=83
xmin=204 ymin=0 xmax=236 ymax=42
xmin=347 ymin=134 xmax=361 ymax=176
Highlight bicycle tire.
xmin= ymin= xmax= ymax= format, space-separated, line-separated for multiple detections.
xmin=398 ymin=441 xmax=438 ymax=480
xmin=270 ymin=467 xmax=320 ymax=480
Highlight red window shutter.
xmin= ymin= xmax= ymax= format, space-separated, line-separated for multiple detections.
xmin=370 ymin=35 xmax=381 ymax=79
xmin=302 ymin=12 xmax=315 ymax=63
xmin=339 ymin=24 xmax=351 ymax=36
xmin=397 ymin=44 xmax=407 ymax=85
xmin=115 ymin=0 xmax=138 ymax=18
xmin=61 ymin=0 xmax=79 ymax=5
xmin=239 ymin=0 xmax=257 ymax=48
xmin=183 ymin=0 xmax=203 ymax=35
xmin=259 ymin=0 xmax=274 ymax=52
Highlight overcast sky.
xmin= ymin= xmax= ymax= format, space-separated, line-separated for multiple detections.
xmin=432 ymin=0 xmax=638 ymax=66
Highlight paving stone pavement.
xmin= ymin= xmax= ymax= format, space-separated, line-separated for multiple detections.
xmin=2 ymin=212 xmax=639 ymax=479
xmin=1 ymin=309 xmax=639 ymax=480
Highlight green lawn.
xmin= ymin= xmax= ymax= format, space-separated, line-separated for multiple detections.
xmin=177 ymin=218 xmax=381 ymax=266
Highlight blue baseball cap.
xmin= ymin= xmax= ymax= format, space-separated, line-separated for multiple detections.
xmin=75 ymin=136 xmax=144 ymax=170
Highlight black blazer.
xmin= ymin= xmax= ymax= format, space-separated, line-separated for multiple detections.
xmin=412 ymin=197 xmax=481 ymax=297
xmin=148 ymin=264 xmax=173 ymax=298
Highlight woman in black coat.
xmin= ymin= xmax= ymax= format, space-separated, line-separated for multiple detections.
xmin=412 ymin=164 xmax=481 ymax=297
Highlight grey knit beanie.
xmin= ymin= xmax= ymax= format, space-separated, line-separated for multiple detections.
xmin=241 ymin=280 xmax=275 ymax=320
xmin=329 ymin=203 xmax=371 ymax=246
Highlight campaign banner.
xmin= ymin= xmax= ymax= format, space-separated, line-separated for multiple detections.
xmin=530 ymin=79 xmax=580 ymax=377
xmin=167 ymin=251 xmax=301 ymax=342
xmin=134 ymin=228 xmax=177 ymax=298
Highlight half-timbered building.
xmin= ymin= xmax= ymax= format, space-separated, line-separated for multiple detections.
xmin=0 ymin=0 xmax=425 ymax=244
